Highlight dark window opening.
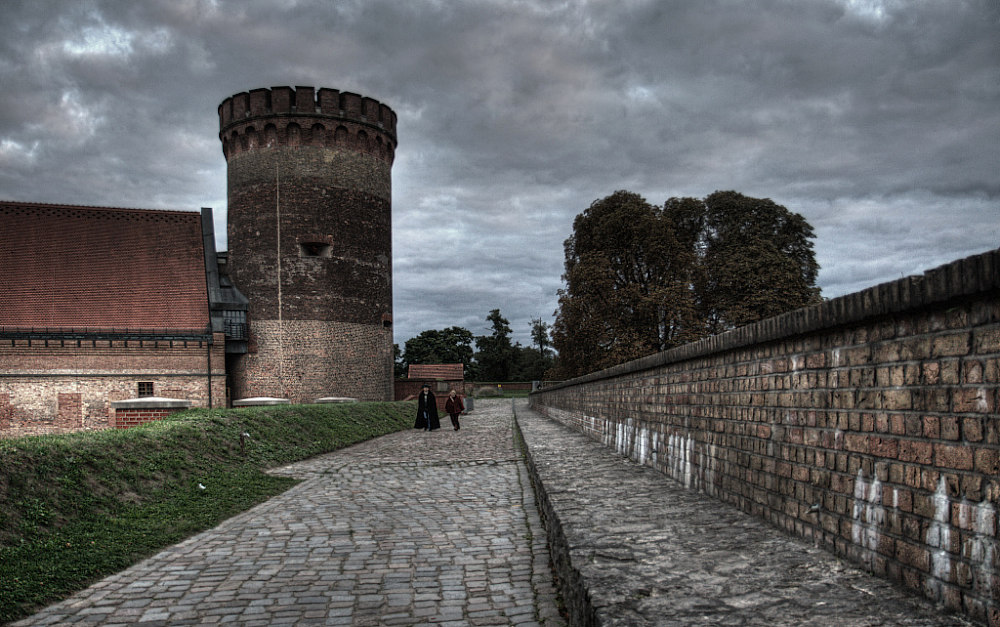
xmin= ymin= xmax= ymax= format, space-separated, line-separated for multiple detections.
xmin=299 ymin=242 xmax=332 ymax=258
xmin=138 ymin=382 xmax=154 ymax=397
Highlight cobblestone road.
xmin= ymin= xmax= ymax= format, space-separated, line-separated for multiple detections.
xmin=13 ymin=398 xmax=977 ymax=626
xmin=14 ymin=399 xmax=564 ymax=626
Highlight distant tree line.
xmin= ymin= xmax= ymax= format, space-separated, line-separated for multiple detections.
xmin=396 ymin=189 xmax=821 ymax=383
xmin=394 ymin=310 xmax=554 ymax=382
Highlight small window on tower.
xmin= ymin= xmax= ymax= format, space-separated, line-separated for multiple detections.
xmin=138 ymin=382 xmax=154 ymax=397
xmin=299 ymin=242 xmax=332 ymax=258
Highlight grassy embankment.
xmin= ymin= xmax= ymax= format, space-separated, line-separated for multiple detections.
xmin=0 ymin=401 xmax=415 ymax=624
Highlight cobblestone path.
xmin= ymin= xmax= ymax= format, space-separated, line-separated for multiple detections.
xmin=14 ymin=399 xmax=563 ymax=626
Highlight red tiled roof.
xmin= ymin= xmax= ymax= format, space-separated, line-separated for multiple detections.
xmin=407 ymin=364 xmax=464 ymax=380
xmin=0 ymin=201 xmax=209 ymax=330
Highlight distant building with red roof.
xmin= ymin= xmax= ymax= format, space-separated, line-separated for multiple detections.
xmin=407 ymin=364 xmax=465 ymax=381
xmin=395 ymin=363 xmax=466 ymax=411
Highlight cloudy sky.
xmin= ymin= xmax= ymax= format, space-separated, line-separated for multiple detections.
xmin=1 ymin=0 xmax=997 ymax=349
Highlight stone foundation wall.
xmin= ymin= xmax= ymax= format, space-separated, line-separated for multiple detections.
xmin=531 ymin=249 xmax=1000 ymax=626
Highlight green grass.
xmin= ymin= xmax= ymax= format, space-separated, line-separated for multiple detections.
xmin=0 ymin=401 xmax=415 ymax=623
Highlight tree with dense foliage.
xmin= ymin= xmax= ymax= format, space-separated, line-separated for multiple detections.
xmin=510 ymin=346 xmax=550 ymax=381
xmin=698 ymin=191 xmax=821 ymax=332
xmin=551 ymin=190 xmax=821 ymax=379
xmin=402 ymin=327 xmax=475 ymax=377
xmin=474 ymin=309 xmax=515 ymax=381
xmin=551 ymin=191 xmax=703 ymax=377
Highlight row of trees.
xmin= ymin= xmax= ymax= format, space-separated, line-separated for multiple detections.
xmin=394 ymin=310 xmax=554 ymax=382
xmin=397 ymin=190 xmax=821 ymax=383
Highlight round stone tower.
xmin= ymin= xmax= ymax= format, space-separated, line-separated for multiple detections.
xmin=218 ymin=86 xmax=396 ymax=402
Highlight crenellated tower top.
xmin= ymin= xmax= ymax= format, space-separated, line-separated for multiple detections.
xmin=218 ymin=86 xmax=397 ymax=163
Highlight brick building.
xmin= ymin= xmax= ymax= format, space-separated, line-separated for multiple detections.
xmin=0 ymin=202 xmax=240 ymax=435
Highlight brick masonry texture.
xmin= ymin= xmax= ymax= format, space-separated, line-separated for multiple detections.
xmin=114 ymin=407 xmax=179 ymax=429
xmin=221 ymin=86 xmax=395 ymax=402
xmin=230 ymin=319 xmax=393 ymax=403
xmin=0 ymin=334 xmax=226 ymax=437
xmin=531 ymin=248 xmax=1000 ymax=627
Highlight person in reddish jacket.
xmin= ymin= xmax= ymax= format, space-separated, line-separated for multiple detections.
xmin=444 ymin=389 xmax=465 ymax=431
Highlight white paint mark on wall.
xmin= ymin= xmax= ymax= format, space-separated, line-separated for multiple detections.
xmin=685 ymin=436 xmax=694 ymax=489
xmin=961 ymin=495 xmax=997 ymax=597
xmin=926 ymin=476 xmax=952 ymax=590
xmin=666 ymin=432 xmax=694 ymax=489
xmin=852 ymin=469 xmax=885 ymax=569
xmin=615 ymin=419 xmax=628 ymax=456
xmin=703 ymin=443 xmax=717 ymax=496
xmin=973 ymin=388 xmax=988 ymax=412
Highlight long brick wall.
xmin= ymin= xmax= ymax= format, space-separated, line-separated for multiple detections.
xmin=530 ymin=248 xmax=999 ymax=626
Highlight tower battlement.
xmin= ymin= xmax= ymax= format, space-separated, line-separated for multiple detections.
xmin=218 ymin=86 xmax=397 ymax=163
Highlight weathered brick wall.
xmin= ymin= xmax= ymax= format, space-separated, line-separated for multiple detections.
xmin=0 ymin=334 xmax=226 ymax=437
xmin=230 ymin=319 xmax=393 ymax=402
xmin=531 ymin=249 xmax=999 ymax=626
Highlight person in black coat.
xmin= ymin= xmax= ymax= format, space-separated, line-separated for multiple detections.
xmin=414 ymin=384 xmax=440 ymax=431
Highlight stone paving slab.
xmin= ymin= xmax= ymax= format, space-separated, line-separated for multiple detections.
xmin=13 ymin=400 xmax=564 ymax=626
xmin=514 ymin=400 xmax=976 ymax=626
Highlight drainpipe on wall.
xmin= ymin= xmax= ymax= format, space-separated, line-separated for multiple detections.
xmin=207 ymin=330 xmax=213 ymax=409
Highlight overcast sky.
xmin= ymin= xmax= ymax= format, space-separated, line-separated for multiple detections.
xmin=1 ymin=0 xmax=997 ymax=349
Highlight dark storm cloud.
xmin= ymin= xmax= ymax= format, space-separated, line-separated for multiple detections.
xmin=1 ymin=0 xmax=997 ymax=349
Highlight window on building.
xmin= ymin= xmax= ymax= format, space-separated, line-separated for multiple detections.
xmin=138 ymin=382 xmax=154 ymax=397
xmin=299 ymin=242 xmax=332 ymax=258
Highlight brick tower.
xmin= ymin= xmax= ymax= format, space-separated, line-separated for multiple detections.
xmin=218 ymin=86 xmax=396 ymax=402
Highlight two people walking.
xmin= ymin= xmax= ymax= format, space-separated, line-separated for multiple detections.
xmin=414 ymin=384 xmax=465 ymax=431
